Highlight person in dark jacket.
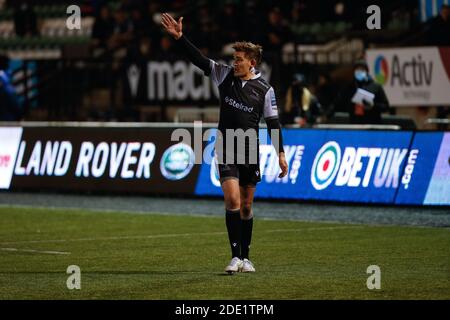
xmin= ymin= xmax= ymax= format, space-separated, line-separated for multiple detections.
xmin=425 ymin=4 xmax=450 ymax=46
xmin=0 ymin=55 xmax=22 ymax=121
xmin=12 ymin=0 xmax=38 ymax=37
xmin=335 ymin=59 xmax=389 ymax=124
xmin=91 ymin=5 xmax=115 ymax=49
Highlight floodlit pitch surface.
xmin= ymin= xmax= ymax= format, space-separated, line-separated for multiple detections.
xmin=0 ymin=206 xmax=449 ymax=299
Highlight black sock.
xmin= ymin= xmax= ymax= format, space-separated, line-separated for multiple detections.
xmin=241 ymin=217 xmax=253 ymax=260
xmin=225 ymin=209 xmax=241 ymax=258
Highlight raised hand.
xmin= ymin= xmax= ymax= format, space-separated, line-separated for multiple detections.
xmin=161 ymin=13 xmax=183 ymax=40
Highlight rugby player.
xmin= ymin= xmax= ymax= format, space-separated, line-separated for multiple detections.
xmin=161 ymin=13 xmax=288 ymax=273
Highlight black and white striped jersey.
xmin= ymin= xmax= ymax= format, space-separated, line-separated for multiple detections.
xmin=176 ymin=35 xmax=284 ymax=164
xmin=209 ymin=60 xmax=279 ymax=133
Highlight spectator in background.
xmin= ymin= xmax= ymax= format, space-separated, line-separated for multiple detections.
xmin=144 ymin=1 xmax=163 ymax=49
xmin=218 ymin=0 xmax=241 ymax=45
xmin=109 ymin=7 xmax=134 ymax=49
xmin=191 ymin=2 xmax=219 ymax=53
xmin=421 ymin=4 xmax=450 ymax=128
xmin=130 ymin=7 xmax=147 ymax=41
xmin=242 ymin=1 xmax=265 ymax=45
xmin=334 ymin=59 xmax=389 ymax=124
xmin=331 ymin=0 xmax=347 ymax=22
xmin=120 ymin=37 xmax=153 ymax=121
xmin=288 ymin=1 xmax=302 ymax=34
xmin=118 ymin=0 xmax=135 ymax=13
xmin=283 ymin=73 xmax=322 ymax=126
xmin=154 ymin=35 xmax=177 ymax=61
xmin=315 ymin=73 xmax=336 ymax=119
xmin=289 ymin=0 xmax=324 ymax=25
xmin=13 ymin=0 xmax=38 ymax=37
xmin=91 ymin=5 xmax=115 ymax=49
xmin=90 ymin=0 xmax=109 ymax=17
xmin=126 ymin=36 xmax=152 ymax=64
xmin=425 ymin=4 xmax=450 ymax=46
xmin=0 ymin=55 xmax=22 ymax=121
xmin=264 ymin=7 xmax=290 ymax=53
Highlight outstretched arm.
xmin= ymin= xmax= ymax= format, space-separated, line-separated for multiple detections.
xmin=161 ymin=13 xmax=211 ymax=75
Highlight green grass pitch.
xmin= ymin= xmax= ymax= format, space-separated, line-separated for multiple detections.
xmin=0 ymin=206 xmax=449 ymax=299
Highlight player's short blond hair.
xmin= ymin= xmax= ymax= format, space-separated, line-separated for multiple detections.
xmin=232 ymin=41 xmax=263 ymax=65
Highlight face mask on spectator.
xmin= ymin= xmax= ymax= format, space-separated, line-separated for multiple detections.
xmin=354 ymin=70 xmax=368 ymax=82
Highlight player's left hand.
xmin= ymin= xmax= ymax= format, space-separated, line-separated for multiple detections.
xmin=278 ymin=152 xmax=288 ymax=178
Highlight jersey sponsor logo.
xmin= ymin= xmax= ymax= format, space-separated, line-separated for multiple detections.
xmin=311 ymin=141 xmax=409 ymax=190
xmin=224 ymin=96 xmax=254 ymax=113
xmin=160 ymin=143 xmax=195 ymax=181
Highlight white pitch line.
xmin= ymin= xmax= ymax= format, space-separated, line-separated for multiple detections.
xmin=0 ymin=248 xmax=71 ymax=255
xmin=0 ymin=226 xmax=361 ymax=246
xmin=264 ymin=226 xmax=363 ymax=233
xmin=0 ymin=232 xmax=228 ymax=245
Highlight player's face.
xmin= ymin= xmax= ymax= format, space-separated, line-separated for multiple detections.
xmin=233 ymin=52 xmax=254 ymax=78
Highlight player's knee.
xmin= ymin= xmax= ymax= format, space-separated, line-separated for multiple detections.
xmin=241 ymin=203 xmax=252 ymax=218
xmin=225 ymin=197 xmax=240 ymax=210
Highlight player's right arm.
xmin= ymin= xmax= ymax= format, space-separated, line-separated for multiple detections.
xmin=161 ymin=13 xmax=231 ymax=83
xmin=263 ymin=86 xmax=288 ymax=178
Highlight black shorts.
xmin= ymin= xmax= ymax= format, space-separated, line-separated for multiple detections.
xmin=218 ymin=164 xmax=261 ymax=187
